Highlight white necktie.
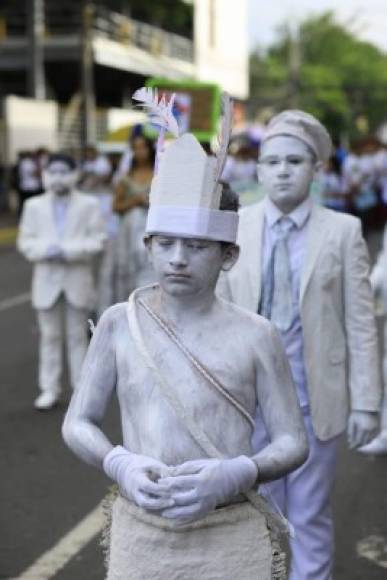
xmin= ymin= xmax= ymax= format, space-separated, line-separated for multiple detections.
xmin=269 ymin=217 xmax=295 ymax=332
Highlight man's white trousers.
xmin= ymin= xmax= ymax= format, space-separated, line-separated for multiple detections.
xmin=252 ymin=408 xmax=338 ymax=580
xmin=381 ymin=322 xmax=387 ymax=429
xmin=36 ymin=295 xmax=89 ymax=394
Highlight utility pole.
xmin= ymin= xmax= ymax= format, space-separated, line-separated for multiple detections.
xmin=27 ymin=0 xmax=46 ymax=100
xmin=288 ymin=24 xmax=301 ymax=109
xmin=80 ymin=1 xmax=96 ymax=153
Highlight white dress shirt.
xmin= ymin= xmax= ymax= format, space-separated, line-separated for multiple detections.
xmin=82 ymin=155 xmax=112 ymax=177
xmin=262 ymin=196 xmax=312 ymax=408
xmin=53 ymin=196 xmax=70 ymax=238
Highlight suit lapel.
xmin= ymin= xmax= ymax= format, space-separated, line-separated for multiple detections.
xmin=238 ymin=203 xmax=265 ymax=308
xmin=300 ymin=204 xmax=328 ymax=303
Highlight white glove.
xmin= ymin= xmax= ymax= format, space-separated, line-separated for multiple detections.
xmin=103 ymin=446 xmax=174 ymax=511
xmin=159 ymin=456 xmax=258 ymax=523
xmin=46 ymin=244 xmax=64 ymax=260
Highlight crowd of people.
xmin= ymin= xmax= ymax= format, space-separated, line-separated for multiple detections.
xmin=13 ymin=129 xmax=387 ymax=326
xmin=316 ymin=136 xmax=387 ymax=231
xmin=13 ymin=129 xmax=387 ymax=324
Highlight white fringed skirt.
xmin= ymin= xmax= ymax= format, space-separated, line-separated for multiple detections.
xmin=106 ymin=496 xmax=278 ymax=580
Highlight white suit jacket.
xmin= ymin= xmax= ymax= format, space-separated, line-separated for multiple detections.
xmin=17 ymin=191 xmax=107 ymax=310
xmin=220 ymin=201 xmax=381 ymax=440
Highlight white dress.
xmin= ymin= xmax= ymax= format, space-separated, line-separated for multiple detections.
xmin=115 ymin=177 xmax=155 ymax=302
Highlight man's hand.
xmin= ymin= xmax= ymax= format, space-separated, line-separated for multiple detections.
xmin=46 ymin=244 xmax=64 ymax=261
xmin=158 ymin=456 xmax=257 ymax=523
xmin=347 ymin=411 xmax=379 ymax=449
xmin=103 ymin=446 xmax=174 ymax=511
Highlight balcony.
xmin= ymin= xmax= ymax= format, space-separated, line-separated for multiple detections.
xmin=91 ymin=8 xmax=194 ymax=79
xmin=0 ymin=6 xmax=195 ymax=78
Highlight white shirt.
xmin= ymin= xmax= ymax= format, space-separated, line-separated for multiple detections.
xmin=53 ymin=196 xmax=70 ymax=238
xmin=262 ymin=196 xmax=312 ymax=408
xmin=342 ymin=153 xmax=362 ymax=189
xmin=319 ymin=171 xmax=344 ymax=195
xmin=19 ymin=158 xmax=41 ymax=191
xmin=222 ymin=156 xmax=257 ymax=183
xmin=82 ymin=155 xmax=112 ymax=177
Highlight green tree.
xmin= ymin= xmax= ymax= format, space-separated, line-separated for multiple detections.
xmin=250 ymin=12 xmax=387 ymax=139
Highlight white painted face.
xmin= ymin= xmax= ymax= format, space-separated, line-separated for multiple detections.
xmin=258 ymin=135 xmax=319 ymax=213
xmin=42 ymin=161 xmax=78 ymax=196
xmin=146 ymin=236 xmax=238 ymax=298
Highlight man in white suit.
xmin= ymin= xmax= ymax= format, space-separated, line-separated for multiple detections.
xmin=220 ymin=111 xmax=381 ymax=580
xmin=18 ymin=153 xmax=106 ymax=410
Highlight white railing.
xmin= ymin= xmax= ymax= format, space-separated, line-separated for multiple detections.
xmin=93 ymin=8 xmax=194 ymax=63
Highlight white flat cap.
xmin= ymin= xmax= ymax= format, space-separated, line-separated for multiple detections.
xmin=262 ymin=110 xmax=332 ymax=162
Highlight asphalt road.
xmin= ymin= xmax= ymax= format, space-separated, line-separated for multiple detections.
xmin=1 ymin=239 xmax=387 ymax=579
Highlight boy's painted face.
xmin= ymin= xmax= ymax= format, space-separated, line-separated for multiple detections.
xmin=146 ymin=236 xmax=238 ymax=297
xmin=43 ymin=161 xmax=78 ymax=196
xmin=258 ymin=135 xmax=319 ymax=212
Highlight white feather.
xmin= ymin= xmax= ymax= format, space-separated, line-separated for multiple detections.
xmin=132 ymin=87 xmax=179 ymax=137
xmin=214 ymin=92 xmax=233 ymax=185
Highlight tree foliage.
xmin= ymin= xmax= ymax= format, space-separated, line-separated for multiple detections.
xmin=250 ymin=12 xmax=387 ymax=139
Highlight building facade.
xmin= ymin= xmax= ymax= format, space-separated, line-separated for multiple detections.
xmin=0 ymin=0 xmax=248 ymax=154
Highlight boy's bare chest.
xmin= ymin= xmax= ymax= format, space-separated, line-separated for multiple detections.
xmin=115 ymin=310 xmax=256 ymax=460
xmin=132 ymin=314 xmax=256 ymax=407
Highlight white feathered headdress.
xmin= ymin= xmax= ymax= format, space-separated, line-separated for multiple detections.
xmin=134 ymin=86 xmax=238 ymax=243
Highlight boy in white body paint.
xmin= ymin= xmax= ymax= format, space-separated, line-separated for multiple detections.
xmin=62 ymin=94 xmax=308 ymax=580
xmin=219 ymin=110 xmax=382 ymax=580
xmin=17 ymin=153 xmax=106 ymax=410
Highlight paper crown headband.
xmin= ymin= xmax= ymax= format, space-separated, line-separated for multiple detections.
xmin=132 ymin=87 xmax=239 ymax=243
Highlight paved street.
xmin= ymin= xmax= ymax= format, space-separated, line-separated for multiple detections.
xmin=1 ymin=237 xmax=387 ymax=579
